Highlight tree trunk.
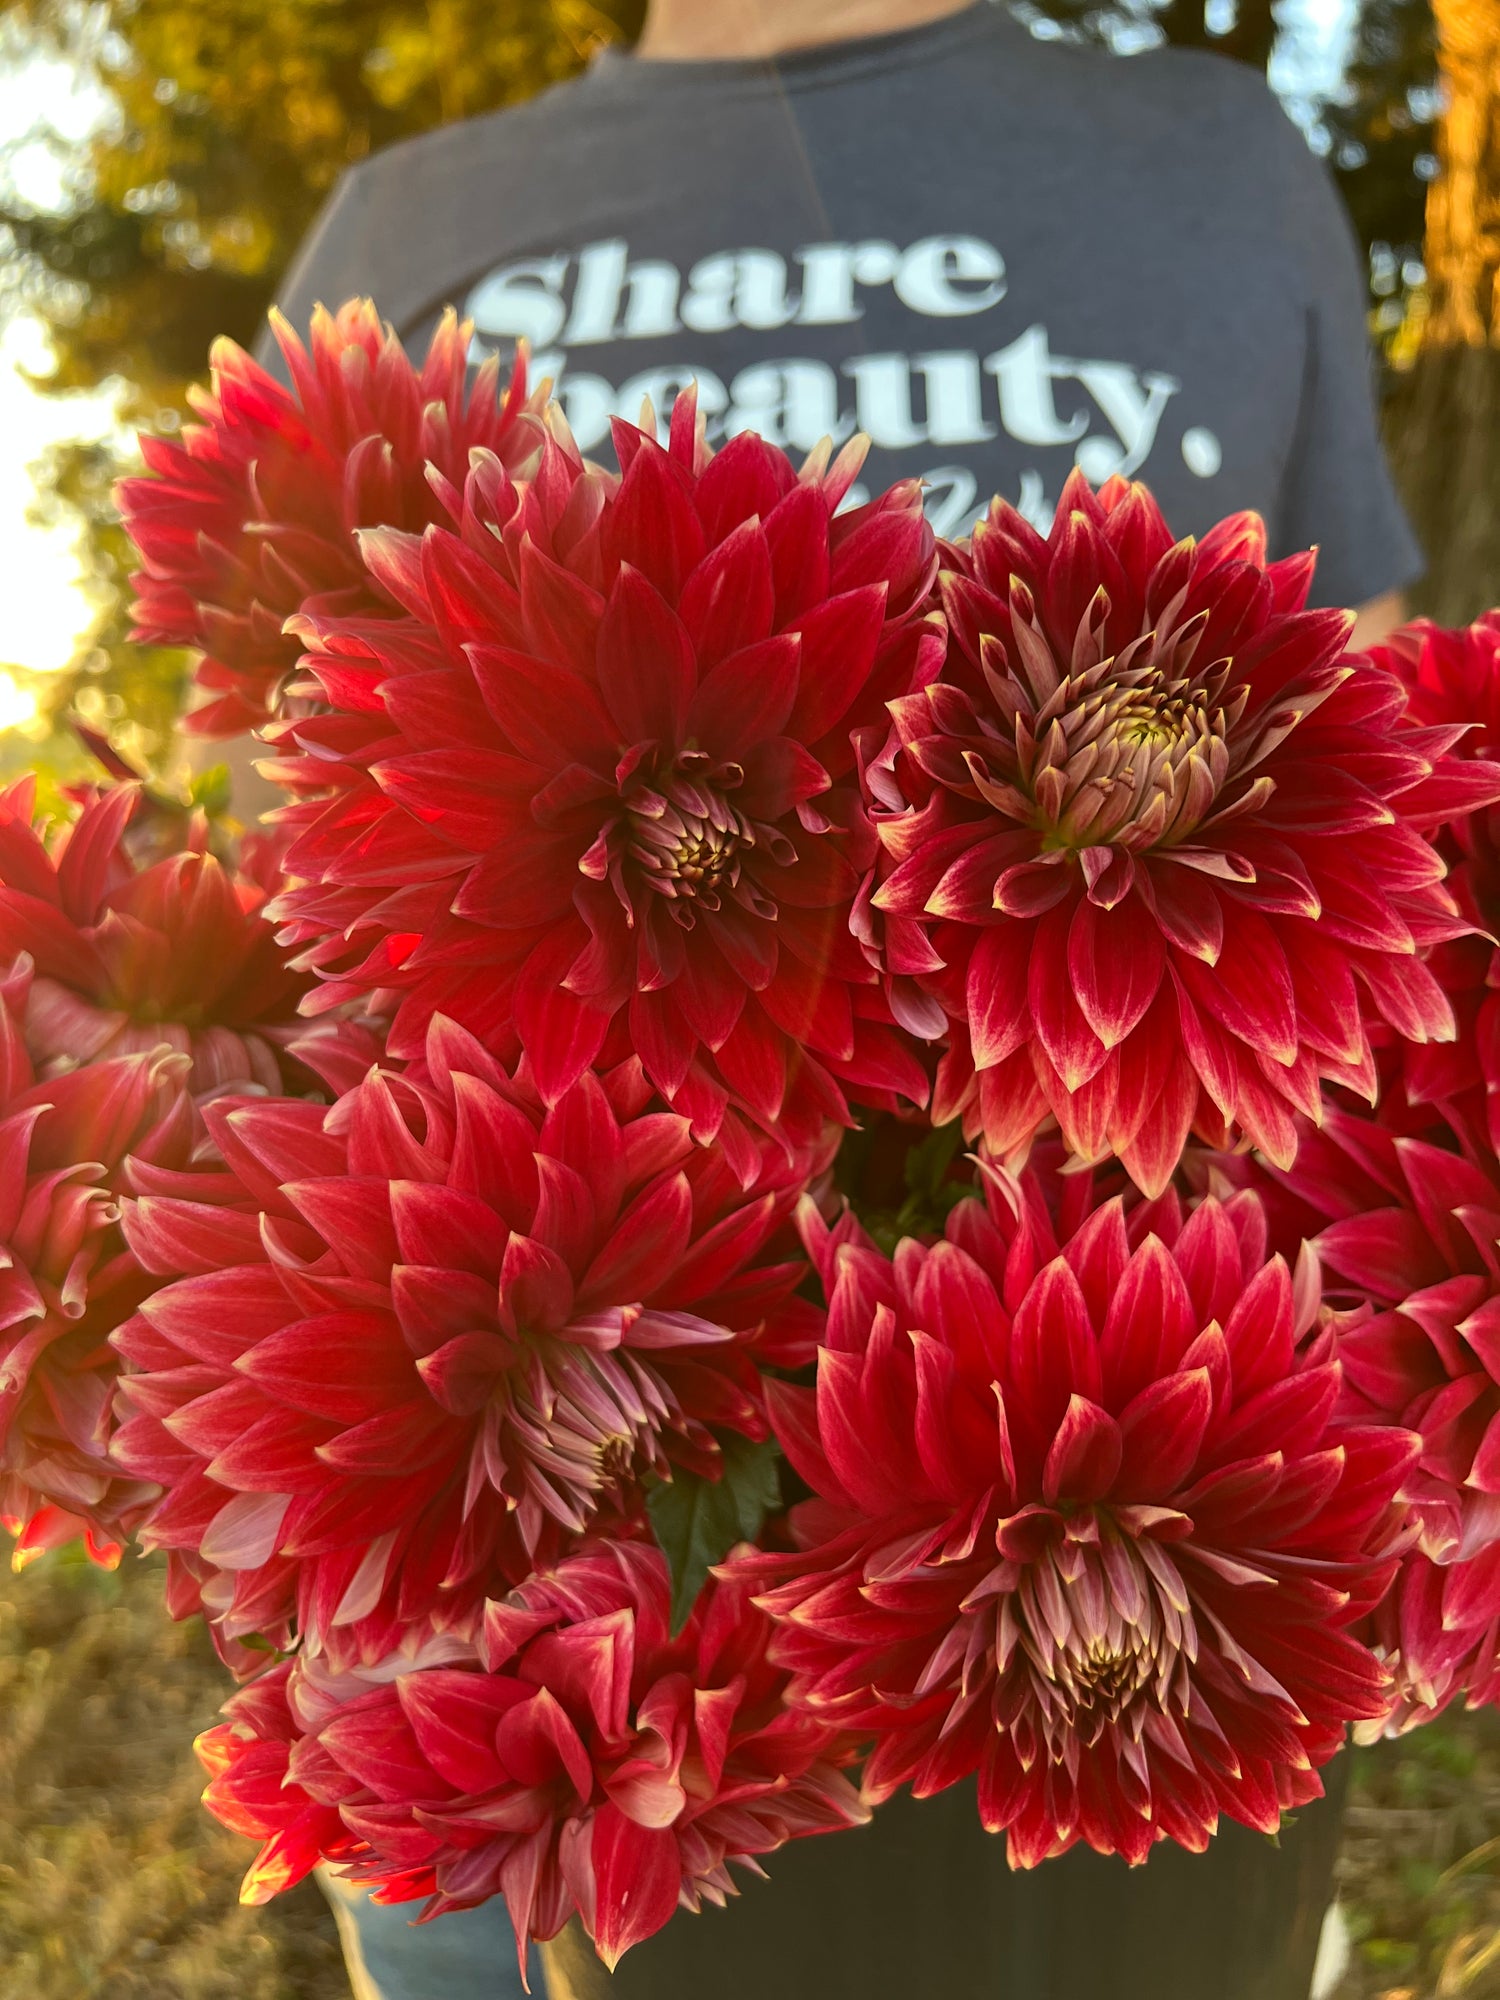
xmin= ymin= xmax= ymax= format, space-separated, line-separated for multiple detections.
xmin=1384 ymin=0 xmax=1500 ymax=622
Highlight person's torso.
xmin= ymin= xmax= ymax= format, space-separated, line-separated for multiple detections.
xmin=335 ymin=4 xmax=1321 ymax=545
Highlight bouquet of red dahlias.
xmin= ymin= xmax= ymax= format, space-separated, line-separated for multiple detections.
xmin=12 ymin=299 xmax=1500 ymax=1974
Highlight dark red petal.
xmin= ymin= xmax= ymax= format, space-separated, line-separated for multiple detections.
xmin=597 ymin=564 xmax=696 ymax=747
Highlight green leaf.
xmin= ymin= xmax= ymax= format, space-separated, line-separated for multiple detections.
xmin=189 ymin=762 xmax=232 ymax=818
xmin=646 ymin=1434 xmax=783 ymax=1633
xmin=235 ymin=1630 xmax=285 ymax=1657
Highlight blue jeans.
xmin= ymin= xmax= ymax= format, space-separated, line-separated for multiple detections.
xmin=318 ymin=1870 xmax=547 ymax=1999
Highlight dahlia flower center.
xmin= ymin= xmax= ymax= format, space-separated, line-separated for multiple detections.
xmin=476 ymin=1341 xmax=676 ymax=1541
xmin=627 ymin=791 xmax=750 ymax=907
xmin=964 ymin=1515 xmax=1198 ymax=1757
xmin=1068 ymin=1638 xmax=1152 ymax=1719
xmin=587 ymin=749 xmax=791 ymax=932
xmin=1033 ymin=661 xmax=1231 ymax=851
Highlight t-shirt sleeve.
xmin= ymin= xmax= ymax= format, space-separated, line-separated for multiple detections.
xmin=1272 ymin=122 xmax=1426 ymax=609
xmin=253 ymin=165 xmax=383 ymax=374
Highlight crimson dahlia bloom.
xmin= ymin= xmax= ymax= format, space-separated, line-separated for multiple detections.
xmin=117 ymin=302 xmax=545 ymax=735
xmin=114 ymin=1016 xmax=821 ymax=1658
xmin=0 ymin=959 xmax=186 ymax=1566
xmin=740 ymin=1170 xmax=1415 ymax=1865
xmin=1374 ymin=615 xmax=1500 ymax=1150
xmin=1269 ymin=1112 xmax=1500 ymax=1730
xmin=0 ymin=777 xmax=306 ymax=1098
xmin=196 ymin=1662 xmax=361 ymax=1901
xmin=196 ymin=1543 xmax=865 ymax=1968
xmin=863 ymin=475 xmax=1500 ymax=1194
xmin=266 ymin=393 xmax=941 ymax=1173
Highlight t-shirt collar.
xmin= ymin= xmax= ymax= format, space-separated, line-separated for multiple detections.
xmin=586 ymin=2 xmax=1005 ymax=96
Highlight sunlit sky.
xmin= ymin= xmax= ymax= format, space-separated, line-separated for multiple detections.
xmin=0 ymin=0 xmax=1365 ymax=736
xmin=0 ymin=25 xmax=120 ymax=730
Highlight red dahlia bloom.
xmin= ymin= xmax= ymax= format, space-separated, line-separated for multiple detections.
xmin=114 ymin=1015 xmax=822 ymax=1657
xmin=0 ymin=777 xmax=306 ymax=1099
xmin=740 ymin=1170 xmax=1415 ymax=1865
xmin=1372 ymin=615 xmax=1500 ymax=1150
xmin=117 ymin=301 xmax=545 ymax=735
xmin=863 ymin=475 xmax=1500 ymax=1194
xmin=197 ymin=1543 xmax=866 ymax=1967
xmin=0 ymin=960 xmax=187 ymax=1566
xmin=266 ymin=392 xmax=941 ymax=1173
xmin=1269 ymin=1111 xmax=1500 ymax=1729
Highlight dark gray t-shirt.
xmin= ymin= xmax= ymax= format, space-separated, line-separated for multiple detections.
xmin=269 ymin=0 xmax=1423 ymax=606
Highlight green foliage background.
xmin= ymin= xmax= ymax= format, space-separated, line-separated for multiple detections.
xmin=0 ymin=0 xmax=648 ymax=781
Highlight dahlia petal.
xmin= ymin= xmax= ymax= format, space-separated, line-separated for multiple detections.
xmin=447 ymin=835 xmax=580 ymax=931
xmin=589 ymin=1809 xmax=684 ymax=1968
xmin=1116 ymin=1368 xmax=1215 ymax=1496
xmin=516 ymin=528 xmax=612 ymax=668
xmin=390 ymin=1180 xmax=506 ymax=1280
xmin=282 ymin=1180 xmax=398 ymax=1281
xmin=1210 ymin=1364 xmax=1340 ymax=1464
xmin=497 ymin=1233 xmax=576 ymax=1334
xmin=518 ymin=936 xmax=610 ymax=1104
xmin=705 ymin=909 xmax=779 ymax=996
xmin=715 ymin=1009 xmax=788 ymax=1125
xmin=1067 ymin=893 xmax=1165 ymax=1052
xmin=1028 ymin=900 xmax=1109 ymax=1090
xmin=1220 ymin=1261 xmax=1296 ymax=1397
xmin=765 ymin=1377 xmax=840 ymax=1498
xmin=610 ymin=437 xmax=709 ymax=603
xmin=581 ymin=1172 xmax=693 ymax=1309
xmin=627 ymin=992 xmax=695 ymax=1099
xmin=1354 ymin=950 xmax=1456 ymax=1045
xmin=686 ymin=632 xmax=803 ymax=754
xmin=354 ymin=526 xmax=431 ymax=622
xmin=396 ymin=1670 xmax=517 ymax=1793
xmin=966 ymin=926 xmax=1033 ymax=1073
xmin=993 ymin=858 xmax=1074 ymax=921
xmin=137 ymin=1267 xmax=296 ymax=1361
xmin=1041 ymin=1394 xmax=1122 ymax=1504
xmin=464 ymin=643 xmax=617 ymax=766
xmin=312 ymin=1399 xmax=453 ymax=1475
xmin=0 ymin=890 xmax=110 ymax=990
xmin=1099 ymin=1236 xmax=1197 ymax=1403
xmin=125 ymin=1196 xmax=266 ymax=1275
xmin=1174 ymin=910 xmax=1297 ymax=1067
xmin=235 ymin=1313 xmax=414 ymax=1422
xmin=210 ymin=1409 xmax=335 ymax=1490
xmin=1141 ymin=867 xmax=1223 ymax=964
xmin=928 ymin=836 xmax=1025 ymax=925
xmin=1316 ymin=1209 xmax=1441 ymax=1306
xmin=784 ymin=587 xmax=888 ymax=745
xmin=598 ymin=564 xmax=697 ymax=747
xmin=678 ymin=517 xmax=776 ymax=670
xmin=1012 ymin=1257 xmax=1101 ymax=1417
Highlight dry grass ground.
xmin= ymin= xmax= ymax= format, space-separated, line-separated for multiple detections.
xmin=0 ymin=1546 xmax=344 ymax=2000
xmin=1336 ymin=1713 xmax=1500 ymax=1999
xmin=1 ymin=1546 xmax=1499 ymax=2000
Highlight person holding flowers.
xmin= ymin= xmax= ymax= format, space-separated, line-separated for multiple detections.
xmin=6 ymin=4 xmax=1482 ymax=2000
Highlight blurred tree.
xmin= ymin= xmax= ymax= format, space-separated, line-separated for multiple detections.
xmin=1155 ymin=0 xmax=1276 ymax=68
xmin=1021 ymin=0 xmax=1272 ymax=69
xmin=1383 ymin=0 xmax=1500 ymax=622
xmin=1323 ymin=0 xmax=1441 ymax=346
xmin=0 ymin=0 xmax=645 ymax=769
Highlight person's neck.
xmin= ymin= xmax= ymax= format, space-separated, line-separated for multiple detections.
xmin=635 ymin=0 xmax=975 ymax=62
